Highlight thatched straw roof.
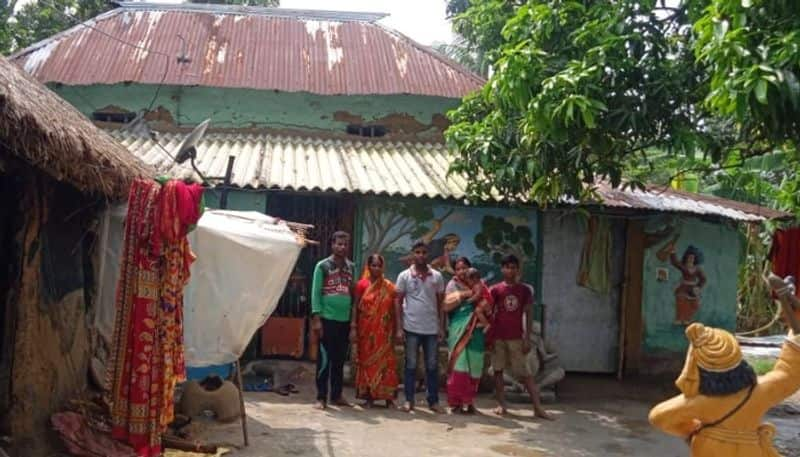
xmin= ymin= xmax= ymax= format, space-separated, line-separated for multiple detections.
xmin=0 ymin=55 xmax=152 ymax=199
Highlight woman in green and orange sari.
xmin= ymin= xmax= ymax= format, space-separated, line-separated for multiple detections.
xmin=350 ymin=254 xmax=399 ymax=408
xmin=444 ymin=257 xmax=486 ymax=414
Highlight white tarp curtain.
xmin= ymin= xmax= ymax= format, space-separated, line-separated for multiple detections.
xmin=183 ymin=210 xmax=301 ymax=366
xmin=94 ymin=204 xmax=127 ymax=343
xmin=94 ymin=207 xmax=302 ymax=367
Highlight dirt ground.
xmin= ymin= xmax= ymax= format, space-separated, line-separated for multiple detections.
xmin=176 ymin=367 xmax=798 ymax=457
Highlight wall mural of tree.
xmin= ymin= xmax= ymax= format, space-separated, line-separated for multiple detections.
xmin=361 ymin=201 xmax=436 ymax=257
xmin=474 ymin=215 xmax=535 ymax=269
xmin=359 ymin=199 xmax=538 ymax=284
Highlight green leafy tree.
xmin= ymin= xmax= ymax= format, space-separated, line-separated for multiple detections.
xmin=694 ymin=0 xmax=800 ymax=217
xmin=444 ymin=0 xmax=800 ymax=211
xmin=0 ymin=0 xmax=16 ymax=54
xmin=433 ymin=38 xmax=486 ymax=77
xmin=695 ymin=0 xmax=800 ymax=153
xmin=446 ymin=1 xmax=719 ymax=205
xmin=9 ymin=0 xmax=113 ymax=52
xmin=446 ymin=0 xmax=517 ymax=77
xmin=474 ymin=215 xmax=535 ymax=268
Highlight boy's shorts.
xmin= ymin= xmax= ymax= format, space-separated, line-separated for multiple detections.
xmin=491 ymin=339 xmax=532 ymax=378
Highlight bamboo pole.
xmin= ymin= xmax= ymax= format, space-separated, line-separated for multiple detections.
xmin=234 ymin=360 xmax=249 ymax=447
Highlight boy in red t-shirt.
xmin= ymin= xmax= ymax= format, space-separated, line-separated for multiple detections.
xmin=489 ymin=255 xmax=553 ymax=420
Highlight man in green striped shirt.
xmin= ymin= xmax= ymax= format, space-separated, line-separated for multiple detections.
xmin=311 ymin=231 xmax=355 ymax=410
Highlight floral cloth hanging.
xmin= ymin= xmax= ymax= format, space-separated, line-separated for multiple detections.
xmin=106 ymin=179 xmax=204 ymax=457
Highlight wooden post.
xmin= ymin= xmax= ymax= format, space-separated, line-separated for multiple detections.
xmin=234 ymin=359 xmax=249 ymax=447
xmin=216 ymin=156 xmax=248 ymax=446
xmin=621 ymin=220 xmax=645 ymax=377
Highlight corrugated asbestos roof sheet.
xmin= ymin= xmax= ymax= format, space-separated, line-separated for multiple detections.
xmin=111 ymin=130 xmax=788 ymax=222
xmin=11 ymin=2 xmax=484 ymax=98
xmin=112 ymin=131 xmax=468 ymax=199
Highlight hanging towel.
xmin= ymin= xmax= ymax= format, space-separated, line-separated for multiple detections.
xmin=577 ymin=216 xmax=611 ymax=294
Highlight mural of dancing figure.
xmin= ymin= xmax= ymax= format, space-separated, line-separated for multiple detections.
xmin=669 ymin=243 xmax=707 ymax=325
xmin=399 ymin=215 xmax=461 ymax=275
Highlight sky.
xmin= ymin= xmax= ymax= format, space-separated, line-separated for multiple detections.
xmin=13 ymin=0 xmax=456 ymax=46
xmin=282 ymin=0 xmax=454 ymax=45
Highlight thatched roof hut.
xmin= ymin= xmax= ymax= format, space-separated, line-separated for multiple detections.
xmin=0 ymin=55 xmax=152 ymax=199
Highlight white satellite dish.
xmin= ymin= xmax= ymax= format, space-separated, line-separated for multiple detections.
xmin=174 ymin=118 xmax=211 ymax=164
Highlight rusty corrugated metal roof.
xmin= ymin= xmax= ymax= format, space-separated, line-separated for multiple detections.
xmin=11 ymin=2 xmax=484 ymax=98
xmin=111 ymin=130 xmax=788 ymax=222
xmin=592 ymin=182 xmax=789 ymax=222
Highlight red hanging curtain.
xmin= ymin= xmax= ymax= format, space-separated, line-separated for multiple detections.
xmin=106 ymin=179 xmax=203 ymax=457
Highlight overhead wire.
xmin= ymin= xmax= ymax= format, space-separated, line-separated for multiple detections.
xmin=21 ymin=2 xmax=240 ymax=198
xmin=31 ymin=0 xmax=172 ymax=58
xmin=28 ymin=0 xmax=186 ymax=166
xmin=29 ymin=0 xmax=177 ymax=117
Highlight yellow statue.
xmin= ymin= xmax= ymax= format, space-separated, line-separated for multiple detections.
xmin=649 ymin=274 xmax=800 ymax=456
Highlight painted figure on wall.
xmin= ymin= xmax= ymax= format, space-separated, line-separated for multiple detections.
xmin=668 ymin=243 xmax=707 ymax=325
xmin=400 ymin=218 xmax=461 ymax=274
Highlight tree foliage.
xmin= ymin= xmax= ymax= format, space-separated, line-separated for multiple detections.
xmin=0 ymin=0 xmax=15 ymax=53
xmin=2 ymin=0 xmax=113 ymax=53
xmin=445 ymin=0 xmax=800 ymax=212
xmin=433 ymin=37 xmax=487 ymax=77
xmin=695 ymin=0 xmax=800 ymax=149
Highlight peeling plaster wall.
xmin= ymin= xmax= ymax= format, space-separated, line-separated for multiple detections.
xmin=52 ymin=84 xmax=459 ymax=141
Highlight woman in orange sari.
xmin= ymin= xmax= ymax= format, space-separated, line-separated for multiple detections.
xmin=350 ymin=254 xmax=399 ymax=408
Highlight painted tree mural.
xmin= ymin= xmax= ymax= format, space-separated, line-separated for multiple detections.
xmin=360 ymin=201 xmax=537 ymax=282
xmin=361 ymin=202 xmax=454 ymax=257
xmin=474 ymin=215 xmax=535 ymax=269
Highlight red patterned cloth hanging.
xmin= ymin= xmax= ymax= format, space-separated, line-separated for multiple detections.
xmin=107 ymin=179 xmax=203 ymax=457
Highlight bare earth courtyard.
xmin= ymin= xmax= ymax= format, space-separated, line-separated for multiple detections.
xmin=178 ymin=373 xmax=800 ymax=457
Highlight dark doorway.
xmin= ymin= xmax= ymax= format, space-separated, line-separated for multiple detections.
xmin=255 ymin=192 xmax=356 ymax=360
xmin=0 ymin=172 xmax=22 ymax=420
xmin=268 ymin=191 xmax=356 ymax=318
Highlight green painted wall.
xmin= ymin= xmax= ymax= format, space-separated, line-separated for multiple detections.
xmin=204 ymin=189 xmax=267 ymax=212
xmin=53 ymin=84 xmax=457 ymax=138
xmin=641 ymin=216 xmax=740 ymax=354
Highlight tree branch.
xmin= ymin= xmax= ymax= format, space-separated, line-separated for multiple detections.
xmin=381 ymin=219 xmax=417 ymax=251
